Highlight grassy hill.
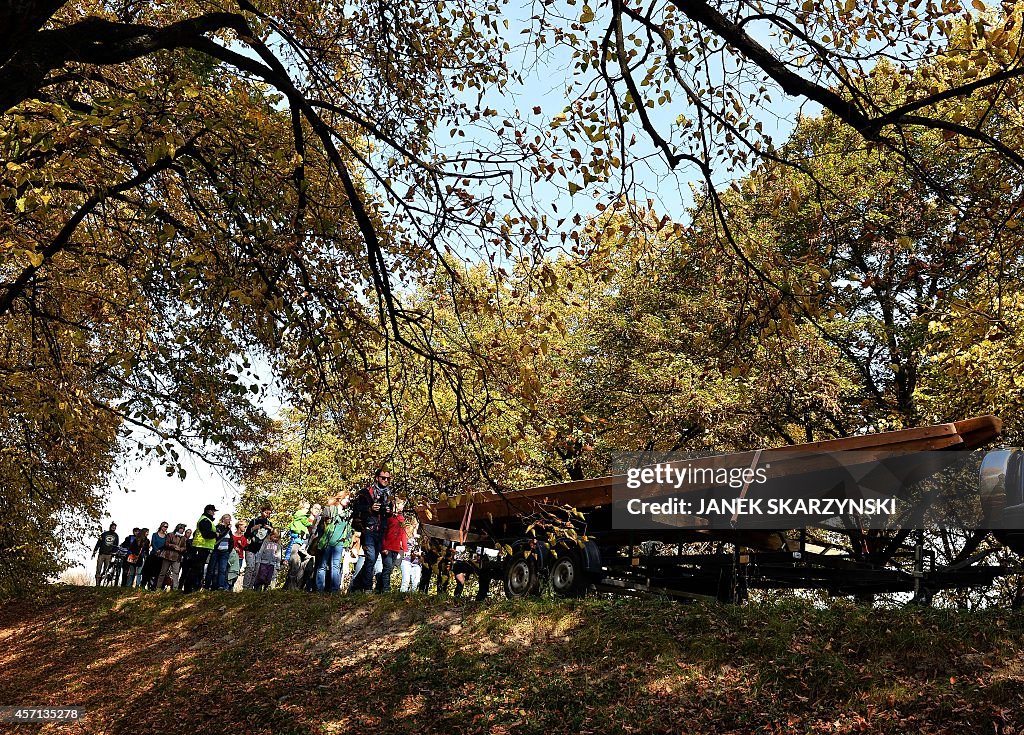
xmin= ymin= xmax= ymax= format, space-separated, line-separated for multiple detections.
xmin=0 ymin=587 xmax=1021 ymax=734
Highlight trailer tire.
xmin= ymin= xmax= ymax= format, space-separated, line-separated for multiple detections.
xmin=503 ymin=550 xmax=541 ymax=599
xmin=549 ymin=548 xmax=587 ymax=598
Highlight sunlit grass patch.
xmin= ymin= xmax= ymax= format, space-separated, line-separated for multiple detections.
xmin=0 ymin=587 xmax=1021 ymax=734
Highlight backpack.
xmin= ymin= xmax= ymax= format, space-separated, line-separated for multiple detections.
xmin=318 ymin=506 xmax=349 ymax=550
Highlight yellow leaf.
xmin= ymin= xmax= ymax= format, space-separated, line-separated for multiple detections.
xmin=581 ymin=5 xmax=595 ymax=22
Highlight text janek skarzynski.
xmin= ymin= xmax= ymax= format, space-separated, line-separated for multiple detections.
xmin=624 ymin=496 xmax=898 ymax=517
xmin=621 ymin=463 xmax=897 ymax=517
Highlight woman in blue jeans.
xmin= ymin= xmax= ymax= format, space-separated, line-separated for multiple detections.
xmin=316 ymin=495 xmax=353 ymax=592
xmin=316 ymin=542 xmax=346 ymax=592
xmin=204 ymin=513 xmax=234 ymax=590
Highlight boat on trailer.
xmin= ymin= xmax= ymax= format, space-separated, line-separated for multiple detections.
xmin=416 ymin=416 xmax=1020 ymax=602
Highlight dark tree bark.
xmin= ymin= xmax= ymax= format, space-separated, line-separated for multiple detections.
xmin=0 ymin=12 xmax=250 ymax=114
xmin=0 ymin=0 xmax=69 ymax=66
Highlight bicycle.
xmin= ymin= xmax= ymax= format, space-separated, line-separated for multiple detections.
xmin=99 ymin=549 xmax=128 ymax=586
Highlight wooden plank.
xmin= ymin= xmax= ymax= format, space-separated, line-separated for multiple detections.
xmin=418 ymin=523 xmax=488 ymax=543
xmin=955 ymin=419 xmax=1003 ymax=450
xmin=438 ymin=475 xmax=612 ymax=509
xmin=771 ymin=421 xmax=958 ymax=453
xmin=953 ymin=415 xmax=1002 ymax=438
xmin=426 ymin=486 xmax=615 ymax=526
xmin=428 ymin=435 xmax=968 ymax=524
xmin=419 ymin=416 xmax=1003 ymax=530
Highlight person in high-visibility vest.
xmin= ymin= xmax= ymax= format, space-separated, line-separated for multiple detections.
xmin=182 ymin=504 xmax=218 ymax=593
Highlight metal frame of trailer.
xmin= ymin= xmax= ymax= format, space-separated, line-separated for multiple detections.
xmin=586 ymin=534 xmax=1009 ymax=603
xmin=415 ymin=416 xmax=1020 ymax=603
xmin=421 ymin=521 xmax=1012 ymax=603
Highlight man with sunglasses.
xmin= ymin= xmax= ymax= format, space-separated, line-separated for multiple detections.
xmin=348 ymin=468 xmax=396 ymax=593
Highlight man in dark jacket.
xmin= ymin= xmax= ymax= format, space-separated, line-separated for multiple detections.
xmin=182 ymin=504 xmax=218 ymax=593
xmin=348 ymin=469 xmax=395 ymax=593
xmin=92 ymin=522 xmax=119 ymax=585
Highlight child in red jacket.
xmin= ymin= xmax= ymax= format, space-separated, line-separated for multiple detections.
xmin=375 ymin=510 xmax=408 ymax=592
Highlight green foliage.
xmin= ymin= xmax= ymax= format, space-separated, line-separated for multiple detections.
xmin=920 ymin=292 xmax=1024 ymax=444
xmin=1 ymin=9 xmax=370 ymax=588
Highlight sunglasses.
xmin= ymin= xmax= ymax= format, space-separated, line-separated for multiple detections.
xmin=377 ymin=475 xmax=391 ymax=481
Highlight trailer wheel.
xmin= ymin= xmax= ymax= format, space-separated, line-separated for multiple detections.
xmin=910 ymin=587 xmax=934 ymax=606
xmin=503 ymin=551 xmax=540 ymax=598
xmin=549 ymin=548 xmax=587 ymax=598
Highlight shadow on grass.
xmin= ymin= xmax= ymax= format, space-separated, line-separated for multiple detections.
xmin=0 ymin=587 xmax=1021 ymax=734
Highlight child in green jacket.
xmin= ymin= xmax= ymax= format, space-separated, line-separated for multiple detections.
xmin=284 ymin=501 xmax=313 ymax=562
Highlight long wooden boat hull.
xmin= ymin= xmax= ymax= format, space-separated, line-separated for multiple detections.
xmin=419 ymin=417 xmax=1003 ymax=549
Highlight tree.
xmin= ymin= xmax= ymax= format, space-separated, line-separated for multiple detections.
xmin=2 ymin=0 xmax=545 ymax=340
xmin=241 ymin=202 xmax=861 ymax=519
xmin=676 ymin=56 xmax=1024 ymax=430
xmin=920 ymin=290 xmax=1024 ymax=444
xmin=0 ymin=0 xmax=542 ymax=589
xmin=537 ymin=2 xmax=1024 ymax=349
xmin=9 ymin=0 xmax=1024 ymax=593
xmin=546 ymin=0 xmax=1024 ymax=187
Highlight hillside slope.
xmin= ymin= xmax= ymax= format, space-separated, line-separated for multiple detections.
xmin=0 ymin=588 xmax=1021 ymax=734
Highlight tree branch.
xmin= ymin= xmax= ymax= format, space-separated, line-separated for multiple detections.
xmin=0 ymin=12 xmax=252 ymax=114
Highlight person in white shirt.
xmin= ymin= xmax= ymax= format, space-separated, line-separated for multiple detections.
xmin=342 ymin=533 xmax=362 ymax=590
xmin=400 ymin=548 xmax=422 ymax=592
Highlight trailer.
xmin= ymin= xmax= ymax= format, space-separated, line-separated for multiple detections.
xmin=416 ymin=416 xmax=1022 ymax=602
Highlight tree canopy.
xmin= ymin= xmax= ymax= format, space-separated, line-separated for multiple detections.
xmin=1 ymin=0 xmax=529 ymax=587
xmin=7 ymin=0 xmax=1024 ymax=591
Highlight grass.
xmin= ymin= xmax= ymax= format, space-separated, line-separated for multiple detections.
xmin=0 ymin=587 xmax=1021 ymax=734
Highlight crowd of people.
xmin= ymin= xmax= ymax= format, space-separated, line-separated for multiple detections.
xmin=90 ymin=468 xmax=497 ymax=597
